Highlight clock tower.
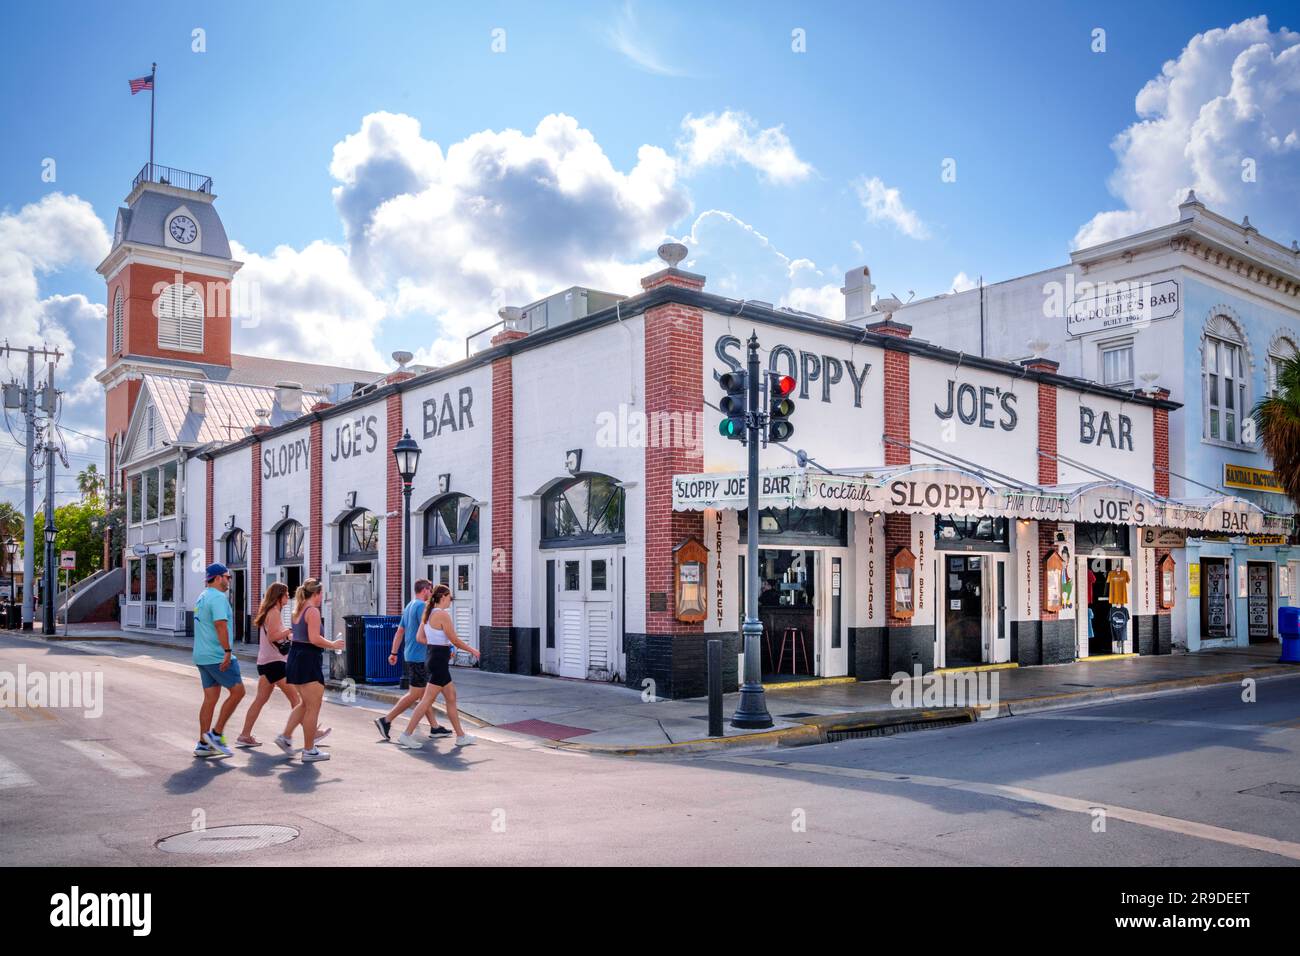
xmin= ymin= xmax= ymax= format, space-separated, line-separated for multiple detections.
xmin=95 ymin=165 xmax=242 ymax=495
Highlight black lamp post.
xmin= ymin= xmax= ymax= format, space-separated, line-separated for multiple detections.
xmin=4 ymin=538 xmax=15 ymax=610
xmin=43 ymin=523 xmax=57 ymax=635
xmin=392 ymin=430 xmax=421 ymax=606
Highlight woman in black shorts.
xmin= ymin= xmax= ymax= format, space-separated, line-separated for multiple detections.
xmin=235 ymin=582 xmax=314 ymax=747
xmin=275 ymin=579 xmax=344 ymax=762
xmin=399 ymin=584 xmax=480 ymax=749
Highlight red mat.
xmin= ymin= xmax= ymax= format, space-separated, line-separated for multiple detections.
xmin=496 ymin=719 xmax=595 ymax=740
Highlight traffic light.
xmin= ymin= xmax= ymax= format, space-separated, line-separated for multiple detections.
xmin=718 ymin=371 xmax=747 ymax=441
xmin=768 ymin=373 xmax=796 ymax=442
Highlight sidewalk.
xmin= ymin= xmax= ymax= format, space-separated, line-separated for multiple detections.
xmin=25 ymin=621 xmax=1299 ymax=755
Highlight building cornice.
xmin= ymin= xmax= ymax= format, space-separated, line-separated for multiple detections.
xmin=97 ymin=241 xmax=243 ymax=282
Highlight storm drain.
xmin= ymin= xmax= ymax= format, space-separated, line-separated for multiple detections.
xmin=1238 ymin=783 xmax=1300 ymax=805
xmin=157 ymin=824 xmax=300 ymax=855
xmin=826 ymin=716 xmax=971 ymax=742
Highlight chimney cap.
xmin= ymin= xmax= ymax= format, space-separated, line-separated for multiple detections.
xmin=274 ymin=380 xmax=303 ymax=390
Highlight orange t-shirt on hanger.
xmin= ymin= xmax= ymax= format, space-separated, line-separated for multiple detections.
xmin=1106 ymin=568 xmax=1130 ymax=606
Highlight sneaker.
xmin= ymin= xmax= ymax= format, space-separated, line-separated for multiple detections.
xmin=398 ymin=732 xmax=424 ymax=750
xmin=273 ymin=734 xmax=295 ymax=757
xmin=301 ymin=748 xmax=330 ymax=762
xmin=235 ymin=734 xmax=260 ymax=748
xmin=193 ymin=741 xmax=219 ymax=758
xmin=454 ymin=735 xmax=477 ymax=747
xmin=374 ymin=716 xmax=392 ymax=740
xmin=315 ymin=726 xmax=331 ymax=743
xmin=428 ymin=725 xmax=452 ymax=736
xmin=203 ymin=730 xmax=233 ymax=757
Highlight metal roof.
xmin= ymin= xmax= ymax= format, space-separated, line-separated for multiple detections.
xmin=142 ymin=374 xmax=316 ymax=448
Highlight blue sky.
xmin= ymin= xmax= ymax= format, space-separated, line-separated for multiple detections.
xmin=1 ymin=1 xmax=1299 ymax=503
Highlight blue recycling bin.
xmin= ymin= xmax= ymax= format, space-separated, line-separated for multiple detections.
xmin=362 ymin=615 xmax=404 ymax=684
xmin=1278 ymin=607 xmax=1300 ymax=664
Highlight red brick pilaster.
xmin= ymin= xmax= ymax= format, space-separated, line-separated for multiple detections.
xmin=385 ymin=392 xmax=404 ymax=614
xmin=882 ymin=348 xmax=910 ymax=465
xmin=644 ymin=288 xmax=706 ymax=635
xmin=309 ymin=419 xmax=323 ymax=580
xmin=885 ymin=514 xmax=913 ymax=628
xmin=1038 ymin=520 xmax=1058 ymax=621
xmin=491 ymin=330 xmax=527 ymax=629
xmin=204 ymin=458 xmax=214 ymax=566
xmin=250 ymin=440 xmax=262 ymax=599
xmin=1021 ymin=359 xmax=1060 ymax=485
xmin=1153 ymin=388 xmax=1170 ymax=497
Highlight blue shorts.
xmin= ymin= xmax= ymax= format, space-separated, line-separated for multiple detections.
xmin=196 ymin=658 xmax=243 ymax=690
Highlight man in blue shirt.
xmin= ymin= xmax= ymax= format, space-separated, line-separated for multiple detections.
xmin=192 ymin=563 xmax=246 ymax=757
xmin=374 ymin=578 xmax=449 ymax=740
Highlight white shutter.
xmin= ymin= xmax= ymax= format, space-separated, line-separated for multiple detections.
xmin=157 ymin=283 xmax=204 ymax=352
xmin=112 ymin=290 xmax=124 ymax=354
xmin=585 ymin=603 xmax=611 ymax=677
xmin=558 ymin=605 xmax=585 ymax=678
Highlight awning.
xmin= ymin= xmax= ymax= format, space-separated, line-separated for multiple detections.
xmin=672 ymin=464 xmax=1293 ymax=534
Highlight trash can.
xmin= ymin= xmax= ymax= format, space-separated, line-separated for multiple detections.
xmin=1108 ymin=606 xmax=1129 ymax=651
xmin=343 ymin=615 xmax=367 ymax=682
xmin=1279 ymin=607 xmax=1300 ymax=664
xmin=362 ymin=615 xmax=403 ymax=684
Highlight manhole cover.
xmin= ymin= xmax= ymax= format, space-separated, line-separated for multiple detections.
xmin=157 ymin=824 xmax=299 ymax=855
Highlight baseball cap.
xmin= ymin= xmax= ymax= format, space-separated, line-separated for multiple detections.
xmin=205 ymin=562 xmax=230 ymax=581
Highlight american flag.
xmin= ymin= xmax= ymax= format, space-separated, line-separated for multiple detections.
xmin=128 ymin=74 xmax=153 ymax=95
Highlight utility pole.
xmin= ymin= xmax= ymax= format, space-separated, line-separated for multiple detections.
xmin=0 ymin=343 xmax=64 ymax=632
xmin=42 ymin=360 xmax=58 ymax=635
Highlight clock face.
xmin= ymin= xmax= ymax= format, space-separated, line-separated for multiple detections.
xmin=168 ymin=214 xmax=197 ymax=244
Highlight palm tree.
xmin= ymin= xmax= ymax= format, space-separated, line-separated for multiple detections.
xmin=1251 ymin=353 xmax=1300 ymax=507
xmin=77 ymin=464 xmax=104 ymax=504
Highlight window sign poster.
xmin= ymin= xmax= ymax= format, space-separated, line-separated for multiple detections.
xmin=1188 ymin=563 xmax=1200 ymax=598
xmin=1206 ymin=563 xmax=1228 ymax=633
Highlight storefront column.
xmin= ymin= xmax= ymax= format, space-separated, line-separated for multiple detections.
xmin=630 ymin=266 xmax=732 ymax=699
xmin=308 ymin=415 xmax=325 ymax=581
xmin=383 ymin=379 xmax=411 ymax=616
xmin=1152 ymin=388 xmax=1170 ymax=497
xmin=1027 ymin=359 xmax=1070 ymax=663
xmin=487 ymin=329 xmax=526 ymax=674
xmin=204 ymin=457 xmax=214 ymax=568
xmin=250 ymin=433 xmax=265 ymax=607
xmin=870 ymin=319 xmax=911 ymax=465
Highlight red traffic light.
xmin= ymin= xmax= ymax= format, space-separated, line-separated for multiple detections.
xmin=773 ymin=375 xmax=796 ymax=397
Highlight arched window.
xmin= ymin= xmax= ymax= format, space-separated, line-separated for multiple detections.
xmin=541 ymin=473 xmax=625 ymax=547
xmin=1202 ymin=313 xmax=1250 ymax=445
xmin=422 ymin=494 xmax=480 ymax=555
xmin=276 ymin=520 xmax=305 ymax=565
xmin=112 ymin=288 xmax=124 ymax=355
xmin=339 ymin=509 xmax=379 ymax=560
xmin=157 ymin=282 xmax=204 ymax=352
xmin=225 ymin=529 xmax=247 ymax=568
xmin=1268 ymin=334 xmax=1298 ymax=398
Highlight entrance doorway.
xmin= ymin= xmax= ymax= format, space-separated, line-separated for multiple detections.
xmin=756 ymin=549 xmax=816 ymax=679
xmin=936 ymin=553 xmax=1009 ymax=668
xmin=428 ymin=555 xmax=478 ymax=661
xmin=1200 ymin=557 xmax=1232 ymax=642
xmin=1084 ymin=557 xmax=1132 ymax=655
xmin=552 ymin=549 xmax=619 ymax=681
xmin=1247 ymin=562 xmax=1274 ymax=643
xmin=230 ymin=569 xmax=248 ymax=644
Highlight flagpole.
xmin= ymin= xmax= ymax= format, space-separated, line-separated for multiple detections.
xmin=149 ymin=62 xmax=156 ymax=174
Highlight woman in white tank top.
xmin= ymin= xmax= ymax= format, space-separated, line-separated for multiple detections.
xmin=399 ymin=584 xmax=479 ymax=748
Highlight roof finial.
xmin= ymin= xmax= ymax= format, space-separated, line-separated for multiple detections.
xmin=1241 ymin=215 xmax=1257 ymax=233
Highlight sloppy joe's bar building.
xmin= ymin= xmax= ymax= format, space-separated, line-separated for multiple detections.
xmin=109 ymin=196 xmax=1291 ymax=695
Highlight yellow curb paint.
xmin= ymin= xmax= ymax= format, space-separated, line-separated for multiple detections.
xmin=762 ymin=676 xmax=857 ymax=691
xmin=933 ymin=662 xmax=1019 ymax=675
xmin=1077 ymin=653 xmax=1139 ymax=662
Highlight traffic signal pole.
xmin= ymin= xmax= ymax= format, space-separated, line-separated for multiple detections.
xmin=731 ymin=332 xmax=773 ymax=729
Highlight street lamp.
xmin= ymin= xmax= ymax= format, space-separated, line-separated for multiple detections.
xmin=4 ymin=538 xmax=15 ymax=611
xmin=43 ymin=523 xmax=56 ymax=635
xmin=392 ymin=429 xmax=421 ymax=605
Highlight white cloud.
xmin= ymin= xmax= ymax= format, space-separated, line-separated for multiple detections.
xmin=854 ymin=175 xmax=930 ymax=240
xmin=604 ymin=1 xmax=689 ymax=77
xmin=782 ymin=283 xmax=843 ymax=319
xmin=678 ymin=111 xmax=813 ymax=184
xmin=1074 ymin=16 xmax=1300 ymax=248
xmin=950 ymin=271 xmax=978 ymax=293
xmin=229 ymin=239 xmax=388 ymax=371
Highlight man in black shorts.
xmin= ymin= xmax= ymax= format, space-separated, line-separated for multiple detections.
xmin=374 ymin=579 xmax=449 ymax=740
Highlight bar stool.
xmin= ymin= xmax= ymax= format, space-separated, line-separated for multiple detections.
xmin=776 ymin=627 xmax=807 ymax=674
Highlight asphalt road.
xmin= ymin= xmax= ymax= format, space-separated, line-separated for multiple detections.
xmin=2 ymin=633 xmax=1298 ymax=866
